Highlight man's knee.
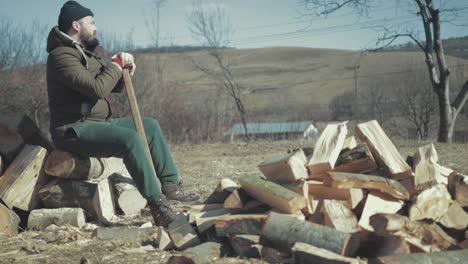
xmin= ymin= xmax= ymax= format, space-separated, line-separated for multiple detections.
xmin=143 ymin=117 xmax=161 ymax=130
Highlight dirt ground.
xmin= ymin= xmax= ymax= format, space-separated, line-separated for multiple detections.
xmin=1 ymin=139 xmax=467 ymax=264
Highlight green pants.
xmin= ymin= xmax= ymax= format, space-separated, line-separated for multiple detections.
xmin=53 ymin=117 xmax=179 ymax=199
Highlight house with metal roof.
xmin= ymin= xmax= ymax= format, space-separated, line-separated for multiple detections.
xmin=224 ymin=121 xmax=317 ymax=140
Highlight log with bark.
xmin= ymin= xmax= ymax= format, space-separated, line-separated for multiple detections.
xmin=93 ymin=226 xmax=156 ymax=240
xmin=371 ymin=249 xmax=468 ymax=264
xmin=324 ymin=172 xmax=410 ymax=200
xmin=334 ymin=143 xmax=378 ymax=174
xmin=108 ymin=174 xmax=146 ymax=216
xmin=355 ymin=120 xmax=412 ymax=180
xmin=258 ymin=149 xmax=308 ymax=183
xmin=215 ymin=214 xmax=267 ymax=236
xmin=260 ymin=212 xmax=360 ymax=256
xmin=38 ymin=176 xmax=117 ymax=224
xmin=369 ymin=213 xmax=457 ymax=251
xmin=0 ymin=202 xmax=20 ymax=236
xmin=0 ymin=144 xmax=48 ymax=210
xmin=358 ymin=232 xmax=411 ymax=258
xmin=239 ymin=175 xmax=307 ymax=214
xmin=308 ymin=122 xmax=348 ymax=177
xmin=28 ymin=208 xmax=86 ymax=230
xmin=293 ymin=242 xmax=366 ymax=264
xmin=167 ymin=242 xmax=231 ymax=264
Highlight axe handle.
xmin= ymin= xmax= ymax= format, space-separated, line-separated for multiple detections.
xmin=122 ymin=69 xmax=159 ymax=182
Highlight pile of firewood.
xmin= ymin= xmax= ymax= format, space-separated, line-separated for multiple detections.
xmin=162 ymin=120 xmax=468 ymax=263
xmin=1 ymin=115 xmax=467 ymax=263
xmin=0 ymin=114 xmax=147 ymax=234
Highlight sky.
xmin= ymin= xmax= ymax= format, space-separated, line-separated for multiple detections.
xmin=1 ymin=0 xmax=467 ymax=51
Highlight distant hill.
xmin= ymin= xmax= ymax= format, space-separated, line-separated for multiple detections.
xmin=385 ymin=35 xmax=468 ymax=59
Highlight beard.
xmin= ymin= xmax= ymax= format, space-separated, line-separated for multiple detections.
xmin=81 ymin=31 xmax=99 ymax=51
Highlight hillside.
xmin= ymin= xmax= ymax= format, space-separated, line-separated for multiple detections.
xmin=387 ymin=35 xmax=468 ymax=59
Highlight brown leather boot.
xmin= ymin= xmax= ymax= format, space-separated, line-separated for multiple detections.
xmin=162 ymin=180 xmax=200 ymax=202
xmin=147 ymin=196 xmax=177 ymax=228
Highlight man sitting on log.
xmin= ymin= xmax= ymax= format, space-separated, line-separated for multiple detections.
xmin=46 ymin=1 xmax=199 ymax=227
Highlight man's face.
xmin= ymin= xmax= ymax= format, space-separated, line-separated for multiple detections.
xmin=77 ymin=16 xmax=99 ymax=50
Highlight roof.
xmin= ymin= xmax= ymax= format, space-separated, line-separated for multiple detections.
xmin=225 ymin=121 xmax=315 ymax=136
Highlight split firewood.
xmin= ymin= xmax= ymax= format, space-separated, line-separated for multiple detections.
xmin=324 ymin=172 xmax=410 ymax=200
xmin=0 ymin=114 xmax=53 ymax=165
xmin=284 ymin=180 xmax=313 ymax=214
xmin=194 ymin=208 xmax=238 ymax=233
xmin=409 ymin=184 xmax=451 ymax=222
xmin=342 ymin=136 xmax=358 ymax=151
xmin=398 ymin=177 xmax=417 ymax=199
xmin=321 ymin=200 xmax=360 ymax=233
xmin=261 ymin=246 xmax=292 ymax=263
xmin=308 ymin=122 xmax=348 ymax=177
xmin=369 ymin=213 xmax=456 ymax=251
xmin=45 ymin=151 xmax=129 ymax=180
xmin=153 ymin=227 xmax=174 ymax=250
xmin=372 ymin=249 xmax=468 ymax=264
xmin=188 ymin=204 xmax=224 ymax=224
xmin=167 ymin=242 xmax=230 ymax=264
xmin=448 ymin=172 xmax=468 ymax=207
xmin=92 ymin=226 xmax=156 ymax=240
xmin=308 ymin=180 xmax=365 ymax=209
xmin=229 ymin=235 xmax=261 ymax=259
xmin=38 ymin=176 xmax=117 ymax=224
xmin=167 ymin=216 xmax=201 ymax=250
xmin=261 ymin=212 xmax=360 ymax=256
xmin=0 ymin=202 xmax=20 ymax=236
xmin=239 ymin=175 xmax=306 ymax=214
xmin=215 ymin=214 xmax=267 ymax=237
xmin=412 ymin=144 xmax=444 ymax=191
xmin=28 ymin=208 xmax=86 ymax=230
xmin=334 ymin=143 xmax=378 ymax=174
xmin=224 ymin=189 xmax=251 ymax=209
xmin=108 ymin=174 xmax=146 ymax=216
xmin=358 ymin=192 xmax=403 ymax=231
xmin=358 ymin=232 xmax=411 ymax=258
xmin=355 ymin=120 xmax=412 ymax=180
xmin=438 ymin=202 xmax=468 ymax=230
xmin=293 ymin=242 xmax=366 ymax=264
xmin=203 ymin=178 xmax=238 ymax=204
xmin=0 ymin=145 xmax=48 ymax=210
xmin=258 ymin=149 xmax=308 ymax=183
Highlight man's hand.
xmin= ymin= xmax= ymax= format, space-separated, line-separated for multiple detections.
xmin=111 ymin=52 xmax=136 ymax=75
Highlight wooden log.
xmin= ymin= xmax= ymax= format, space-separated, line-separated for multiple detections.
xmin=167 ymin=215 xmax=201 ymax=250
xmin=195 ymin=208 xmax=238 ymax=233
xmin=38 ymin=176 xmax=117 ymax=224
xmin=369 ymin=213 xmax=457 ymax=251
xmin=308 ymin=180 xmax=365 ymax=209
xmin=215 ymin=214 xmax=267 ymax=236
xmin=167 ymin=242 xmax=230 ymax=264
xmin=258 ymin=149 xmax=308 ymax=183
xmin=284 ymin=180 xmax=313 ymax=214
xmin=260 ymin=212 xmax=360 ymax=256
xmin=0 ymin=114 xmax=53 ymax=165
xmin=322 ymin=200 xmax=360 ymax=233
xmin=203 ymin=178 xmax=238 ymax=204
xmin=324 ymin=172 xmax=410 ymax=200
xmin=398 ymin=177 xmax=417 ymax=199
xmin=438 ymin=202 xmax=468 ymax=230
xmin=188 ymin=204 xmax=224 ymax=224
xmin=448 ymin=172 xmax=468 ymax=207
xmin=261 ymin=246 xmax=292 ymax=263
xmin=92 ymin=226 xmax=156 ymax=239
xmin=0 ymin=145 xmax=48 ymax=210
xmin=44 ymin=151 xmax=129 ymax=180
xmin=153 ymin=227 xmax=175 ymax=250
xmin=409 ymin=184 xmax=451 ymax=222
xmin=239 ymin=175 xmax=307 ymax=214
xmin=308 ymin=122 xmax=348 ymax=176
xmin=342 ymin=136 xmax=358 ymax=151
xmin=355 ymin=120 xmax=412 ymax=180
xmin=372 ymin=249 xmax=468 ymax=264
xmin=224 ymin=189 xmax=251 ymax=209
xmin=108 ymin=174 xmax=146 ymax=216
xmin=293 ymin=242 xmax=365 ymax=264
xmin=334 ymin=143 xmax=378 ymax=174
xmin=28 ymin=208 xmax=86 ymax=230
xmin=0 ymin=202 xmax=19 ymax=236
xmin=229 ymin=235 xmax=261 ymax=259
xmin=358 ymin=232 xmax=411 ymax=258
xmin=359 ymin=192 xmax=403 ymax=231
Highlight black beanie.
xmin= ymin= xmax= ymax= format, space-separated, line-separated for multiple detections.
xmin=58 ymin=1 xmax=94 ymax=32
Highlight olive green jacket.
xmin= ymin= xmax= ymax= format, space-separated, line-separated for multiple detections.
xmin=46 ymin=26 xmax=123 ymax=138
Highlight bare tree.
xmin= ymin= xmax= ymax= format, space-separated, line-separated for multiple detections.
xmin=300 ymin=0 xmax=468 ymax=143
xmin=187 ymin=0 xmax=250 ymax=139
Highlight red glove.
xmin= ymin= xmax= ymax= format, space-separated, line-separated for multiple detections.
xmin=112 ymin=52 xmax=136 ymax=75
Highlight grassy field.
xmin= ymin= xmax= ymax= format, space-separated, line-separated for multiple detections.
xmin=1 ymin=136 xmax=467 ymax=264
